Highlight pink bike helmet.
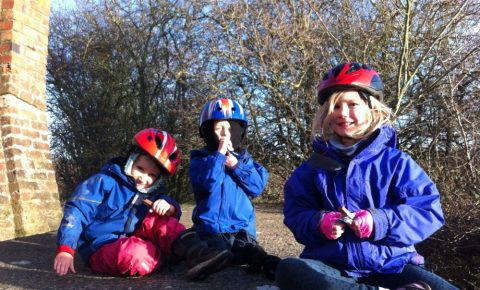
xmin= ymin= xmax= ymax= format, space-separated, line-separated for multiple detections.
xmin=317 ymin=62 xmax=384 ymax=105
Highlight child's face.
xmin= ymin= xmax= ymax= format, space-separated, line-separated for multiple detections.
xmin=214 ymin=120 xmax=231 ymax=141
xmin=130 ymin=154 xmax=161 ymax=190
xmin=330 ymin=91 xmax=371 ymax=144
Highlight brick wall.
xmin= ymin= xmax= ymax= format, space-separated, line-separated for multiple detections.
xmin=0 ymin=0 xmax=62 ymax=241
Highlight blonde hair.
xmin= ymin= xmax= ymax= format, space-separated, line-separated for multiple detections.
xmin=311 ymin=90 xmax=392 ymax=142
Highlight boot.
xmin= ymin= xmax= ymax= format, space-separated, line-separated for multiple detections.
xmin=171 ymin=231 xmax=233 ymax=280
xmin=261 ymin=254 xmax=282 ymax=280
xmin=243 ymin=243 xmax=281 ymax=281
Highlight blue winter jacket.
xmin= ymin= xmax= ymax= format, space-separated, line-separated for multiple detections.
xmin=283 ymin=125 xmax=444 ymax=277
xmin=56 ymin=157 xmax=181 ymax=263
xmin=189 ymin=148 xmax=269 ymax=238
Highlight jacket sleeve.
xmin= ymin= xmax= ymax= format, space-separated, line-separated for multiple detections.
xmin=56 ymin=174 xmax=113 ymax=250
xmin=189 ymin=152 xmax=227 ymax=194
xmin=370 ymin=154 xmax=445 ymax=246
xmin=230 ymin=156 xmax=269 ymax=198
xmin=283 ymin=164 xmax=329 ymax=246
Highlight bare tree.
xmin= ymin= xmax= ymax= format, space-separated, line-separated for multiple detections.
xmin=192 ymin=0 xmax=479 ymax=201
xmin=48 ymin=0 xmax=479 ymax=286
xmin=48 ymin=0 xmax=209 ymax=200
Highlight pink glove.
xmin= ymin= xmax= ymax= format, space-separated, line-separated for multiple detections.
xmin=319 ymin=211 xmax=344 ymax=240
xmin=349 ymin=209 xmax=373 ymax=239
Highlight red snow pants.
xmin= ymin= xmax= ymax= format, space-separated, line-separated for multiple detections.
xmin=89 ymin=212 xmax=186 ymax=276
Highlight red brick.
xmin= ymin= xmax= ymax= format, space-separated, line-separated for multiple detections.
xmin=0 ymin=30 xmax=12 ymax=41
xmin=0 ymin=21 xmax=13 ymax=30
xmin=0 ymin=54 xmax=11 ymax=63
xmin=0 ymin=42 xmax=12 ymax=52
xmin=2 ymin=0 xmax=14 ymax=9
xmin=1 ymin=0 xmax=63 ymax=240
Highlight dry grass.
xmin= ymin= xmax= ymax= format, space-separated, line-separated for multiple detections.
xmin=416 ymin=195 xmax=480 ymax=290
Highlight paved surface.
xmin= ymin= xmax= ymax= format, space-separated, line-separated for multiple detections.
xmin=0 ymin=204 xmax=302 ymax=290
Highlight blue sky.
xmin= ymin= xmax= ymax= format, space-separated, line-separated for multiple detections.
xmin=51 ymin=0 xmax=77 ymax=11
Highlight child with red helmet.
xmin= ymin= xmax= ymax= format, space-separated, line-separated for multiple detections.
xmin=276 ymin=63 xmax=458 ymax=290
xmin=54 ymin=128 xmax=231 ymax=280
xmin=188 ymin=98 xmax=280 ymax=280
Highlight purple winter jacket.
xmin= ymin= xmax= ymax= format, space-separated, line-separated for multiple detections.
xmin=283 ymin=125 xmax=444 ymax=277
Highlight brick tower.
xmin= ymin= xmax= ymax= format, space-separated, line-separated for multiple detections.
xmin=0 ymin=0 xmax=62 ymax=241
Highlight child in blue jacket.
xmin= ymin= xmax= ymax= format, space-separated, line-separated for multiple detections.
xmin=276 ymin=62 xmax=458 ymax=290
xmin=54 ymin=128 xmax=231 ymax=280
xmin=189 ymin=98 xmax=280 ymax=280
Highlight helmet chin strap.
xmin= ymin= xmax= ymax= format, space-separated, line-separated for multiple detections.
xmin=358 ymin=91 xmax=372 ymax=108
xmin=124 ymin=152 xmax=140 ymax=177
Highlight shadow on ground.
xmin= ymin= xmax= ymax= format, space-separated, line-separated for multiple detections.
xmin=0 ymin=204 xmax=301 ymax=290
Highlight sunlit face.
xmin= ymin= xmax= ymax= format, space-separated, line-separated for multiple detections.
xmin=330 ymin=91 xmax=371 ymax=146
xmin=130 ymin=154 xmax=161 ymax=190
xmin=213 ymin=120 xmax=231 ymax=140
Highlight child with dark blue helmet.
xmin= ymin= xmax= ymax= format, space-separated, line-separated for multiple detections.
xmin=189 ymin=98 xmax=280 ymax=280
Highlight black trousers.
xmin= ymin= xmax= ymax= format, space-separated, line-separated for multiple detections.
xmin=197 ymin=229 xmax=261 ymax=265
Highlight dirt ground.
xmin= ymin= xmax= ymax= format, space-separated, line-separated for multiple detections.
xmin=178 ymin=203 xmax=303 ymax=259
xmin=0 ymin=203 xmax=302 ymax=290
xmin=0 ymin=203 xmax=470 ymax=289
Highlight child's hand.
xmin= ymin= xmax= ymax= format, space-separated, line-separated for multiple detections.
xmin=348 ymin=209 xmax=373 ymax=239
xmin=54 ymin=252 xmax=76 ymax=276
xmin=225 ymin=153 xmax=238 ymax=169
xmin=319 ymin=211 xmax=345 ymax=240
xmin=218 ymin=137 xmax=233 ymax=155
xmin=226 ymin=140 xmax=234 ymax=151
xmin=151 ymin=199 xmax=175 ymax=216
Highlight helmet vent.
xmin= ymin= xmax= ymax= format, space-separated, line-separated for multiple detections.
xmin=332 ymin=63 xmax=345 ymax=77
xmin=155 ymin=136 xmax=163 ymax=150
xmin=169 ymin=151 xmax=178 ymax=160
xmin=346 ymin=62 xmax=361 ymax=74
xmin=362 ymin=63 xmax=371 ymax=70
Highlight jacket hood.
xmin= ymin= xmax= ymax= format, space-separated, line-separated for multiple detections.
xmin=100 ymin=157 xmax=135 ymax=187
xmin=100 ymin=157 xmax=168 ymax=194
xmin=312 ymin=125 xmax=397 ymax=158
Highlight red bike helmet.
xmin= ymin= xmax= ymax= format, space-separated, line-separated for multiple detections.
xmin=317 ymin=62 xmax=384 ymax=105
xmin=132 ymin=128 xmax=181 ymax=175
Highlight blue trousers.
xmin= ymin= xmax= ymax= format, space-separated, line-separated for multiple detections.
xmin=275 ymin=258 xmax=459 ymax=290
